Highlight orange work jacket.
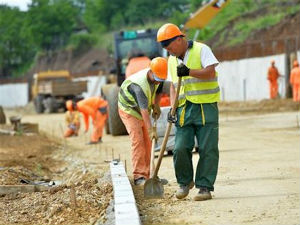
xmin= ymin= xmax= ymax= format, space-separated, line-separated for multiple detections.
xmin=77 ymin=97 xmax=108 ymax=131
xmin=290 ymin=67 xmax=300 ymax=85
xmin=268 ymin=66 xmax=279 ymax=83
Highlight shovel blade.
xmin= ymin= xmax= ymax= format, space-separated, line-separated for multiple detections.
xmin=144 ymin=177 xmax=164 ymax=199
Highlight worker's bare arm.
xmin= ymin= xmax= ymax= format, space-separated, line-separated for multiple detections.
xmin=154 ymin=93 xmax=162 ymax=105
xmin=189 ymin=64 xmax=216 ymax=80
xmin=170 ymin=82 xmax=176 ymax=107
xmin=140 ymin=109 xmax=151 ymax=130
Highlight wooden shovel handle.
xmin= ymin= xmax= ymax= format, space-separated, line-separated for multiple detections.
xmin=150 ymin=116 xmax=157 ymax=177
xmin=153 ymin=77 xmax=182 ymax=177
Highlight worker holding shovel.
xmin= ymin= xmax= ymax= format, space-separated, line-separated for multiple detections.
xmin=156 ymin=23 xmax=220 ymax=201
xmin=118 ymin=57 xmax=167 ymax=186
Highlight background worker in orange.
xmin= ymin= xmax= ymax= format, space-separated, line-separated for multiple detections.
xmin=66 ymin=96 xmax=108 ymax=144
xmin=64 ymin=109 xmax=80 ymax=137
xmin=118 ymin=57 xmax=167 ymax=186
xmin=290 ymin=60 xmax=300 ymax=102
xmin=267 ymin=60 xmax=280 ymax=99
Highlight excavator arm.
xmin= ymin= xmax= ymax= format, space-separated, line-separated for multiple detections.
xmin=184 ymin=0 xmax=231 ymax=30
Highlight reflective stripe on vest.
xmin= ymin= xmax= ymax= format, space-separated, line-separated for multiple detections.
xmin=168 ymin=41 xmax=220 ymax=106
xmin=118 ymin=69 xmax=158 ymax=119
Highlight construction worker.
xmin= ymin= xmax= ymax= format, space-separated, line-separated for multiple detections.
xmin=118 ymin=57 xmax=167 ymax=186
xmin=66 ymin=97 xmax=108 ymax=144
xmin=290 ymin=60 xmax=300 ymax=102
xmin=157 ymin=23 xmax=220 ymax=201
xmin=64 ymin=108 xmax=80 ymax=137
xmin=267 ymin=60 xmax=280 ymax=99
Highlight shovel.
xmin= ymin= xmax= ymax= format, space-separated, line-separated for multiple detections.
xmin=144 ymin=77 xmax=182 ymax=199
xmin=150 ymin=116 xmax=157 ymax=178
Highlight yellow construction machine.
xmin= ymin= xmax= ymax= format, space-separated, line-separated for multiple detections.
xmin=31 ymin=70 xmax=87 ymax=113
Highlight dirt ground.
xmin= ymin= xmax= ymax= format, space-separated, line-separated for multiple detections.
xmin=1 ymin=98 xmax=299 ymax=225
xmin=0 ymin=125 xmax=113 ymax=224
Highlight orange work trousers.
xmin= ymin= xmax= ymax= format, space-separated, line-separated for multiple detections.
xmin=119 ymin=109 xmax=151 ymax=180
xmin=269 ymin=81 xmax=278 ymax=99
xmin=91 ymin=110 xmax=107 ymax=142
xmin=64 ymin=123 xmax=80 ymax=137
xmin=292 ymin=84 xmax=300 ymax=102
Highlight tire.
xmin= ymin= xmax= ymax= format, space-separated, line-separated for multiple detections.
xmin=34 ymin=95 xmax=45 ymax=113
xmin=106 ymin=85 xmax=127 ymax=136
xmin=44 ymin=97 xmax=57 ymax=113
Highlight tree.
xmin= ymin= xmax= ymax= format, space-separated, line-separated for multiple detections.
xmin=26 ymin=0 xmax=78 ymax=52
xmin=0 ymin=6 xmax=35 ymax=77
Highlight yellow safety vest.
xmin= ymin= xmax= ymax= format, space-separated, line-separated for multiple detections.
xmin=118 ymin=69 xmax=158 ymax=119
xmin=168 ymin=41 xmax=220 ymax=107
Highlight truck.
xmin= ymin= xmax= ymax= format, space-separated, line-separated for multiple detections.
xmin=32 ymin=70 xmax=87 ymax=113
xmin=101 ymin=29 xmax=166 ymax=136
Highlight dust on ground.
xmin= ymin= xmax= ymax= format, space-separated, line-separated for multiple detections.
xmin=0 ymin=131 xmax=112 ymax=225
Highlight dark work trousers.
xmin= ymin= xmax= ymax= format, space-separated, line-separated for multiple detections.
xmin=173 ymin=100 xmax=219 ymax=191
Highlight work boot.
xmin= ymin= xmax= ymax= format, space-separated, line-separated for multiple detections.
xmin=175 ymin=181 xmax=194 ymax=199
xmin=193 ymin=187 xmax=212 ymax=201
xmin=134 ymin=177 xmax=146 ymax=186
xmin=98 ymin=137 xmax=102 ymax=143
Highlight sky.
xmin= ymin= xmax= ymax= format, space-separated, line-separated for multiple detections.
xmin=0 ymin=0 xmax=32 ymax=11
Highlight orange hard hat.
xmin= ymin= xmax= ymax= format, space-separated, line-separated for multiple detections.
xmin=157 ymin=23 xmax=185 ymax=42
xmin=150 ymin=57 xmax=168 ymax=81
xmin=66 ymin=100 xmax=73 ymax=111
xmin=293 ymin=60 xmax=299 ymax=67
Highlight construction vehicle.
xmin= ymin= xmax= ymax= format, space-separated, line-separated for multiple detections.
xmin=32 ymin=70 xmax=87 ymax=113
xmin=101 ymin=29 xmax=165 ymax=136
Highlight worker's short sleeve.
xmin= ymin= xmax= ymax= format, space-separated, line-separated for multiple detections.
xmin=127 ymin=83 xmax=148 ymax=109
xmin=200 ymin=44 xmax=219 ymax=68
xmin=156 ymin=83 xmax=163 ymax=94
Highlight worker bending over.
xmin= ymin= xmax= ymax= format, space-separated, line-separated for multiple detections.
xmin=290 ymin=60 xmax=300 ymax=102
xmin=66 ymin=97 xmax=108 ymax=144
xmin=157 ymin=23 xmax=220 ymax=201
xmin=64 ymin=109 xmax=80 ymax=137
xmin=118 ymin=57 xmax=167 ymax=186
xmin=267 ymin=60 xmax=280 ymax=99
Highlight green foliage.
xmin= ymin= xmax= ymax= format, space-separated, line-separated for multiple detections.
xmin=68 ymin=33 xmax=97 ymax=52
xmin=25 ymin=0 xmax=78 ymax=51
xmin=0 ymin=6 xmax=36 ymax=76
xmin=196 ymin=0 xmax=300 ymax=47
xmin=83 ymin=0 xmax=189 ymax=32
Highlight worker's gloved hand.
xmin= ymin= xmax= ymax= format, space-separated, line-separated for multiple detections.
xmin=167 ymin=108 xmax=177 ymax=123
xmin=148 ymin=126 xmax=158 ymax=141
xmin=177 ymin=63 xmax=190 ymax=77
xmin=151 ymin=104 xmax=161 ymax=119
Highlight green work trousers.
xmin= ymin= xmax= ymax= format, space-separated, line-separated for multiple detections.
xmin=173 ymin=101 xmax=219 ymax=191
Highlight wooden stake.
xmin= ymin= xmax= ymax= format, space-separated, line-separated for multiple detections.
xmin=70 ymin=184 xmax=77 ymax=211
